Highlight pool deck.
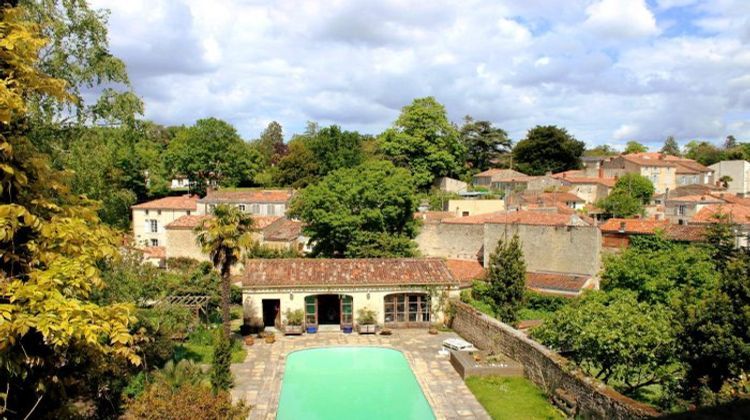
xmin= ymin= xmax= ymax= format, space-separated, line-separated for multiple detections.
xmin=230 ymin=329 xmax=490 ymax=420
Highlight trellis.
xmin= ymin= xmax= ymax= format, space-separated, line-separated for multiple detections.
xmin=157 ymin=295 xmax=212 ymax=320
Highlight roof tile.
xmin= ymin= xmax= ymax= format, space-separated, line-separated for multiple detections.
xmin=132 ymin=195 xmax=198 ymax=210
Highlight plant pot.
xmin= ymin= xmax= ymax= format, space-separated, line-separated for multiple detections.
xmin=428 ymin=327 xmax=438 ymax=335
xmin=357 ymin=324 xmax=377 ymax=334
xmin=379 ymin=328 xmax=392 ymax=336
xmin=285 ymin=324 xmax=304 ymax=335
xmin=306 ymin=325 xmax=318 ymax=334
xmin=342 ymin=325 xmax=353 ymax=334
xmin=265 ymin=335 xmax=275 ymax=344
xmin=244 ymin=336 xmax=255 ymax=346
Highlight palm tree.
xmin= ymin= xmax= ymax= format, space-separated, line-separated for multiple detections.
xmin=195 ymin=204 xmax=255 ymax=339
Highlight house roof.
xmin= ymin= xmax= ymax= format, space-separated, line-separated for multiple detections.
xmin=663 ymin=224 xmax=707 ymax=242
xmin=673 ymin=160 xmax=712 ymax=174
xmin=526 ymin=271 xmax=593 ymax=294
xmin=262 ymin=218 xmax=303 ymax=242
xmin=558 ymin=176 xmax=617 ymax=187
xmin=709 ymin=193 xmax=750 ymax=206
xmin=445 ymin=259 xmax=485 ymax=286
xmin=599 ymin=218 xmax=669 ymax=234
xmin=692 ymin=204 xmax=750 ymax=225
xmin=473 ymin=168 xmax=526 ymax=179
xmin=666 ymin=194 xmax=724 ymax=204
xmin=131 ymin=195 xmax=199 ymax=211
xmin=165 ymin=214 xmax=282 ymax=230
xmin=239 ymin=258 xmax=459 ymax=289
xmin=492 ymin=176 xmax=536 ymax=184
xmin=198 ymin=189 xmax=293 ymax=204
xmin=141 ymin=246 xmax=166 ymax=260
xmin=443 ymin=210 xmax=589 ymax=227
xmin=522 ymin=191 xmax=585 ymax=203
xmin=619 ymin=153 xmax=678 ymax=168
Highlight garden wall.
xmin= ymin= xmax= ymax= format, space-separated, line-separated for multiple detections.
xmin=451 ymin=300 xmax=660 ymax=419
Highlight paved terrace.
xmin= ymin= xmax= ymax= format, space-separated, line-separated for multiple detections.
xmin=230 ymin=329 xmax=490 ymax=420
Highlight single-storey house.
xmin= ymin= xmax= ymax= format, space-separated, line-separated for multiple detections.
xmin=238 ymin=258 xmax=460 ymax=330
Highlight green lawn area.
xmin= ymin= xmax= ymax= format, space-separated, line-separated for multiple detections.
xmin=466 ymin=376 xmax=563 ymax=420
xmin=174 ymin=325 xmax=247 ymax=364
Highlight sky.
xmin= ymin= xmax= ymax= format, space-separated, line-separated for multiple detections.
xmin=91 ymin=0 xmax=750 ymax=149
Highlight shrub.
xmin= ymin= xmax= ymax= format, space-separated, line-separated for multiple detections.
xmin=356 ymin=308 xmax=377 ymax=325
xmin=210 ymin=337 xmax=233 ymax=391
xmin=123 ymin=382 xmax=248 ymax=420
xmin=524 ymin=291 xmax=568 ymax=313
xmin=285 ymin=309 xmax=305 ymax=326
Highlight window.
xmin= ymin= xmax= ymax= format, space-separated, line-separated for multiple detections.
xmin=157 ymin=210 xmax=162 ymax=215
xmin=187 ymin=210 xmax=191 ymax=216
xmin=251 ymin=203 xmax=260 ymax=214
xmin=341 ymin=296 xmax=353 ymax=325
xmin=209 ymin=204 xmax=215 ymax=213
xmin=238 ymin=204 xmax=246 ymax=212
xmin=268 ymin=204 xmax=275 ymax=216
xmin=149 ymin=219 xmax=158 ymax=233
xmin=462 ymin=211 xmax=470 ymax=217
xmin=677 ymin=205 xmax=686 ymax=216
xmin=305 ymin=296 xmax=317 ymax=325
xmin=150 ymin=239 xmax=158 ymax=246
xmin=145 ymin=210 xmax=149 ymax=215
xmin=384 ymin=294 xmax=430 ymax=324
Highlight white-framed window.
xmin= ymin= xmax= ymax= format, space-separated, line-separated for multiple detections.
xmin=238 ymin=204 xmax=246 ymax=212
xmin=150 ymin=239 xmax=158 ymax=246
xmin=150 ymin=219 xmax=158 ymax=233
xmin=677 ymin=205 xmax=686 ymax=216
xmin=268 ymin=204 xmax=276 ymax=216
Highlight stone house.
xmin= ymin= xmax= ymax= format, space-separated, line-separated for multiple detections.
xmin=446 ymin=199 xmax=506 ymax=217
xmin=472 ymin=168 xmax=526 ymax=188
xmin=491 ymin=175 xmax=564 ymax=196
xmin=601 ymin=153 xmax=713 ymax=194
xmin=197 ymin=189 xmax=294 ymax=216
xmin=433 ymin=176 xmax=468 ymax=193
xmin=131 ymin=195 xmax=199 ymax=247
xmin=600 ymin=218 xmax=706 ymax=250
xmin=238 ymin=258 xmax=459 ymax=329
xmin=664 ymin=195 xmax=724 ymax=224
xmin=555 ymin=176 xmax=615 ymax=204
xmin=709 ymin=160 xmax=750 ymax=195
xmin=691 ymin=203 xmax=750 ymax=248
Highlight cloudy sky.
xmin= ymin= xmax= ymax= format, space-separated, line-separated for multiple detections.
xmin=91 ymin=0 xmax=750 ymax=149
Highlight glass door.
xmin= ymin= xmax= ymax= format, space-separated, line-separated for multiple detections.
xmin=305 ymin=296 xmax=317 ymax=326
xmin=340 ymin=295 xmax=353 ymax=326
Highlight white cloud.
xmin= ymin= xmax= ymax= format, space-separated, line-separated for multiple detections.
xmin=89 ymin=0 xmax=750 ymax=146
xmin=584 ymin=0 xmax=659 ymax=39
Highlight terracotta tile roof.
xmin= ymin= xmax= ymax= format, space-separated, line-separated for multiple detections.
xmin=599 ymin=218 xmax=669 ymax=234
xmin=493 ymin=176 xmax=536 ymax=183
xmin=414 ymin=211 xmax=458 ymax=222
xmin=239 ymin=258 xmax=459 ymax=288
xmin=709 ymin=193 xmax=750 ymax=206
xmin=443 ymin=210 xmax=589 ymax=227
xmin=132 ymin=195 xmax=198 ymax=210
xmin=674 ymin=160 xmax=711 ymax=174
xmin=445 ymin=259 xmax=485 ymax=286
xmin=199 ymin=189 xmax=293 ymax=204
xmin=552 ymin=170 xmax=585 ymax=178
xmin=692 ymin=204 xmax=750 ymax=225
xmin=141 ymin=246 xmax=166 ymax=260
xmin=663 ymin=224 xmax=707 ymax=242
xmin=523 ymin=191 xmax=585 ymax=203
xmin=559 ymin=176 xmax=616 ymax=187
xmin=526 ymin=271 xmax=592 ymax=294
xmin=165 ymin=215 xmax=282 ymax=230
xmin=262 ymin=218 xmax=302 ymax=242
xmin=620 ymin=153 xmax=677 ymax=167
xmin=666 ymin=194 xmax=724 ymax=204
xmin=473 ymin=168 xmax=527 ymax=179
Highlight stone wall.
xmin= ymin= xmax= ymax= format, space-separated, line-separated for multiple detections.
xmin=415 ymin=222 xmax=485 ymax=261
xmin=451 ymin=300 xmax=660 ymax=419
xmin=483 ymin=223 xmax=601 ymax=276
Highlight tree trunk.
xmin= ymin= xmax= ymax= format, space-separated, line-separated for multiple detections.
xmin=221 ymin=264 xmax=231 ymax=340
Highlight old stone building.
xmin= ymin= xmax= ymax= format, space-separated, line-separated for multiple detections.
xmin=131 ymin=195 xmax=199 ymax=247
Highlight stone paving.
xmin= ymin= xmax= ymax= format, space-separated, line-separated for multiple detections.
xmin=230 ymin=329 xmax=490 ymax=420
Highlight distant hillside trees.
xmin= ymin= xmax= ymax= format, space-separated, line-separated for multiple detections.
xmin=379 ymin=97 xmax=465 ymax=189
xmin=512 ymin=125 xmax=585 ymax=175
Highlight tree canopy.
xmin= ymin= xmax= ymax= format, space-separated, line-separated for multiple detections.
xmin=379 ymin=97 xmax=465 ymax=189
xmin=623 ymin=140 xmax=648 ymax=154
xmin=460 ymin=116 xmax=511 ymax=172
xmin=164 ymin=118 xmax=262 ymax=193
xmin=598 ymin=173 xmax=655 ymax=218
xmin=512 ymin=125 xmax=584 ymax=175
xmin=660 ymin=136 xmax=681 ymax=156
xmin=289 ymin=160 xmax=418 ymax=257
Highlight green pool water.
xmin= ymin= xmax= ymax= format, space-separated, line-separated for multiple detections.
xmin=276 ymin=347 xmax=435 ymax=420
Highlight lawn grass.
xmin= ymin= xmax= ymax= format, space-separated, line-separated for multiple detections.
xmin=466 ymin=376 xmax=563 ymax=420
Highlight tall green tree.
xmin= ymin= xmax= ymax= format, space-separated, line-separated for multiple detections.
xmin=459 ymin=116 xmax=511 ymax=172
xmin=255 ymin=121 xmax=285 ymax=165
xmin=485 ymin=234 xmax=526 ymax=323
xmin=623 ymin=140 xmax=648 ymax=154
xmin=379 ymin=97 xmax=465 ymax=189
xmin=289 ymin=160 xmax=418 ymax=257
xmin=684 ymin=140 xmax=725 ymax=166
xmin=307 ymin=125 xmax=364 ymax=175
xmin=273 ymin=138 xmax=319 ymax=188
xmin=584 ymin=144 xmax=618 ymax=157
xmin=0 ymin=7 xmax=139 ymax=416
xmin=660 ymin=136 xmax=681 ymax=156
xmin=165 ymin=118 xmax=262 ymax=194
xmin=532 ymin=290 xmax=677 ymax=395
xmin=598 ymin=173 xmax=655 ymax=218
xmin=512 ymin=125 xmax=584 ymax=175
xmin=195 ymin=205 xmax=256 ymax=339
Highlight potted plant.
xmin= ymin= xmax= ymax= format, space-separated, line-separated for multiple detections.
xmin=379 ymin=327 xmax=392 ymax=336
xmin=244 ymin=335 xmax=254 ymax=346
xmin=264 ymin=331 xmax=275 ymax=344
xmin=306 ymin=324 xmax=317 ymax=334
xmin=284 ymin=309 xmax=304 ymax=335
xmin=356 ymin=308 xmax=377 ymax=334
xmin=428 ymin=324 xmax=439 ymax=335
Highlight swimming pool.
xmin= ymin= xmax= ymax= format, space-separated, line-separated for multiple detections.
xmin=277 ymin=347 xmax=435 ymax=420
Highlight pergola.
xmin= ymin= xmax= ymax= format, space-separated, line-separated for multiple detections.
xmin=157 ymin=295 xmax=212 ymax=319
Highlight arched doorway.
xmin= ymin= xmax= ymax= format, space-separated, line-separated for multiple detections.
xmin=304 ymin=294 xmax=353 ymax=329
